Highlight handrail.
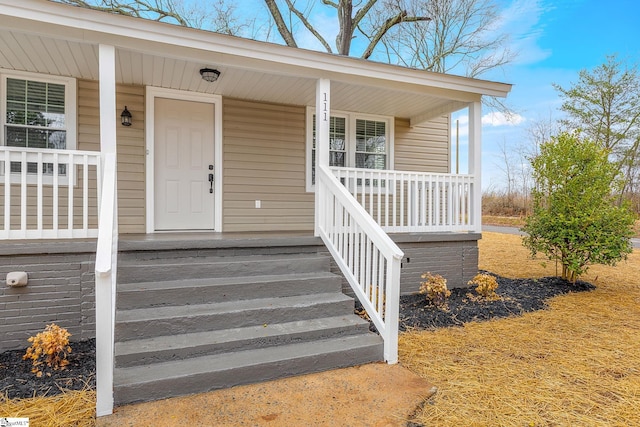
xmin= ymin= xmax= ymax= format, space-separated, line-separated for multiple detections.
xmin=331 ymin=166 xmax=478 ymax=233
xmin=0 ymin=146 xmax=101 ymax=239
xmin=94 ymin=152 xmax=118 ymax=416
xmin=316 ymin=165 xmax=403 ymax=363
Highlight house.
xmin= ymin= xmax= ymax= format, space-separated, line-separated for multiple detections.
xmin=0 ymin=0 xmax=512 ymax=416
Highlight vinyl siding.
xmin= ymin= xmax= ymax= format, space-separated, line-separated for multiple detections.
xmin=394 ymin=116 xmax=450 ymax=173
xmin=222 ymin=98 xmax=314 ymax=232
xmin=78 ymin=80 xmax=145 ymax=233
xmin=221 ymin=100 xmax=451 ymax=232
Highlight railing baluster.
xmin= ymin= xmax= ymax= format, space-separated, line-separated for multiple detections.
xmin=384 ymin=171 xmax=390 ymax=227
xmin=83 ymin=154 xmax=89 ymax=233
xmin=420 ymin=175 xmax=426 ymax=227
xmin=316 ymin=165 xmax=403 ymax=363
xmin=399 ymin=173 xmax=404 ymax=229
xmin=376 ymin=249 xmax=384 ymax=315
xmin=447 ymin=175 xmax=452 ymax=226
xmin=411 ymin=174 xmax=417 ymax=230
xmin=53 ymin=152 xmax=59 ymax=234
xmin=376 ymin=171 xmax=381 ymax=224
xmin=464 ymin=179 xmax=469 ymax=228
xmin=67 ymin=153 xmax=75 ymax=235
xmin=20 ymin=151 xmax=27 ymax=236
xmin=368 ymin=170 xmax=373 ymax=220
xmin=37 ymin=152 xmax=44 ymax=235
xmin=2 ymin=150 xmax=10 ymax=236
xmin=365 ymin=235 xmax=372 ymax=301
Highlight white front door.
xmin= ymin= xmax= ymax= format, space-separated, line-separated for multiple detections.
xmin=154 ymin=97 xmax=215 ymax=230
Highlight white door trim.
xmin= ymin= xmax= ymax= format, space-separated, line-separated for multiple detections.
xmin=145 ymin=87 xmax=223 ymax=233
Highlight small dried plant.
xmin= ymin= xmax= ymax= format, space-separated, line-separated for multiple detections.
xmin=468 ymin=273 xmax=500 ymax=301
xmin=419 ymin=272 xmax=451 ymax=309
xmin=23 ymin=324 xmax=72 ymax=377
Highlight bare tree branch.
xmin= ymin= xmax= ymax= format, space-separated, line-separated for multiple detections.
xmin=377 ymin=0 xmax=512 ymax=76
xmin=352 ymin=0 xmax=378 ymax=27
xmin=59 ymin=0 xmax=190 ymax=26
xmin=284 ymin=0 xmax=332 ymax=53
xmin=263 ymin=0 xmax=298 ymax=47
xmin=361 ymin=11 xmax=429 ymax=59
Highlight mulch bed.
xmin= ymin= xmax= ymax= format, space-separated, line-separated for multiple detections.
xmin=1 ymin=273 xmax=593 ymax=401
xmin=359 ymin=273 xmax=595 ymax=332
xmin=0 ymin=339 xmax=95 ymax=400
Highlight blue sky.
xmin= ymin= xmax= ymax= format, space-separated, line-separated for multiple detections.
xmin=462 ymin=0 xmax=640 ymax=189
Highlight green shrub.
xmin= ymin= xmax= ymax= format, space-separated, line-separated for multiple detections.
xmin=522 ymin=131 xmax=636 ymax=283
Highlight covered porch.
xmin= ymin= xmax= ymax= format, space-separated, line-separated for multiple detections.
xmin=0 ymin=0 xmax=511 ymax=416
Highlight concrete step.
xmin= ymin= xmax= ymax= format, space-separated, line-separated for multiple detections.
xmin=113 ymin=333 xmax=384 ymax=405
xmin=115 ymin=292 xmax=355 ymax=341
xmin=115 ymin=315 xmax=371 ymax=368
xmin=117 ymin=254 xmax=331 ymax=283
xmin=116 ymin=272 xmax=342 ymax=310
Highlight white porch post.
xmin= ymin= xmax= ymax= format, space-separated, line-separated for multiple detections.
xmin=314 ymin=78 xmax=331 ymax=236
xmin=468 ymin=101 xmax=482 ymax=232
xmin=96 ymin=43 xmax=117 ymax=416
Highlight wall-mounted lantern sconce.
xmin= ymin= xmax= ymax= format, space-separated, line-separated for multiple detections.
xmin=200 ymin=68 xmax=221 ymax=83
xmin=121 ymin=106 xmax=132 ymax=126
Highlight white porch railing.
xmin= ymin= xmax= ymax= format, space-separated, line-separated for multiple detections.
xmin=0 ymin=146 xmax=101 ymax=239
xmin=331 ymin=167 xmax=478 ymax=233
xmin=95 ymin=152 xmax=118 ymax=416
xmin=316 ymin=165 xmax=403 ymax=363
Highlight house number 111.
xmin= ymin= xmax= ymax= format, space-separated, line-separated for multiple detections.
xmin=323 ymin=92 xmax=328 ymax=121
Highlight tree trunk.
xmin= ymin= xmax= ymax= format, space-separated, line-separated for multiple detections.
xmin=336 ymin=0 xmax=353 ymax=55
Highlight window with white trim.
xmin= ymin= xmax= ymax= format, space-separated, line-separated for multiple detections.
xmin=306 ymin=107 xmax=393 ymax=191
xmin=1 ymin=71 xmax=77 ymax=175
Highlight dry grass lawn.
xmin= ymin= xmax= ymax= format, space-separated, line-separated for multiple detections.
xmin=401 ymin=232 xmax=640 ymax=426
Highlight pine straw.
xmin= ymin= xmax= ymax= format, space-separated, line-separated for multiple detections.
xmin=0 ymin=388 xmax=96 ymax=426
xmin=401 ymin=232 xmax=640 ymax=426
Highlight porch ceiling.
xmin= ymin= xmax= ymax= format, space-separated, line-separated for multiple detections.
xmin=0 ymin=1 xmax=511 ymax=124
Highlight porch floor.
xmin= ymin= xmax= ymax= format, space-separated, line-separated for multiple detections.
xmin=0 ymin=231 xmax=319 ymax=255
xmin=0 ymin=229 xmax=480 ymax=255
xmin=118 ymin=230 xmax=320 ymax=251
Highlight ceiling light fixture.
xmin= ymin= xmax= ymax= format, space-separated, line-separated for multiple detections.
xmin=199 ymin=68 xmax=221 ymax=83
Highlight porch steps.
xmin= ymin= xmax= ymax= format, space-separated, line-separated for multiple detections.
xmin=113 ymin=334 xmax=383 ymax=405
xmin=116 ymin=253 xmax=331 ymax=282
xmin=113 ymin=248 xmax=383 ymax=406
xmin=116 ymin=271 xmax=341 ymax=309
xmin=115 ymin=292 xmax=355 ymax=341
xmin=115 ymin=316 xmax=372 ymax=367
